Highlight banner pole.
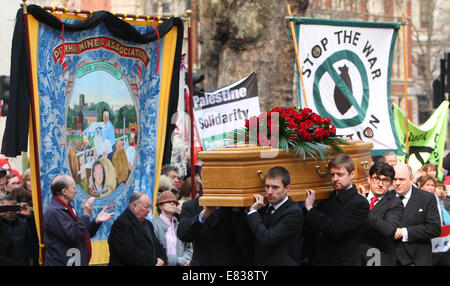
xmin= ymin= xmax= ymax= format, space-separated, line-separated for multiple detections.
xmin=287 ymin=4 xmax=308 ymax=108
xmin=22 ymin=0 xmax=45 ymax=265
xmin=186 ymin=10 xmax=196 ymax=199
xmin=402 ymin=13 xmax=410 ymax=163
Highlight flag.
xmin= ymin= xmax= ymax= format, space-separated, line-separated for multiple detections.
xmin=432 ymin=225 xmax=450 ymax=253
xmin=393 ymin=101 xmax=449 ymax=180
xmin=5 ymin=5 xmax=183 ymax=265
xmin=193 ymin=72 xmax=260 ymax=151
xmin=292 ymin=18 xmax=402 ymax=156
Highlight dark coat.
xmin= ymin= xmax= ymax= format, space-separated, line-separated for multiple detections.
xmin=246 ymin=197 xmax=303 ymax=266
xmin=1 ymin=215 xmax=39 ymax=266
xmin=303 ymin=185 xmax=370 ymax=266
xmin=177 ymin=197 xmax=252 ymax=266
xmin=360 ymin=190 xmax=404 ymax=266
xmin=43 ymin=197 xmax=101 ymax=266
xmin=108 ymin=207 xmax=167 ymax=266
xmin=0 ymin=220 xmax=17 ymax=266
xmin=395 ymin=186 xmax=441 ymax=266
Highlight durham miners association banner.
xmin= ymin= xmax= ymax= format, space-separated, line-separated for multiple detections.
xmin=193 ymin=73 xmax=260 ymax=150
xmin=4 ymin=5 xmax=183 ymax=264
xmin=292 ymin=18 xmax=402 ymax=156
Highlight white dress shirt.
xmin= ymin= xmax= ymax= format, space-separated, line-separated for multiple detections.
xmin=396 ymin=186 xmax=413 ymax=242
xmin=367 ymin=191 xmax=384 ymax=207
xmin=248 ymin=196 xmax=289 ymax=216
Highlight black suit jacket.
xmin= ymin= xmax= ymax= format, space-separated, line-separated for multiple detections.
xmin=395 ymin=186 xmax=441 ymax=266
xmin=360 ymin=190 xmax=404 ymax=266
xmin=108 ymin=207 xmax=167 ymax=266
xmin=177 ymin=197 xmax=252 ymax=266
xmin=246 ymin=197 xmax=303 ymax=266
xmin=303 ymin=185 xmax=370 ymax=266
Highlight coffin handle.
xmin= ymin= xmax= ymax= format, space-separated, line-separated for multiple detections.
xmin=257 ymin=170 xmax=264 ymax=183
xmin=361 ymin=160 xmax=370 ymax=170
xmin=315 ymin=165 xmax=328 ymax=175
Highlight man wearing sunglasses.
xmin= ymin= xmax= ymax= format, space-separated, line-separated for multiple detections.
xmin=360 ymin=161 xmax=404 ymax=266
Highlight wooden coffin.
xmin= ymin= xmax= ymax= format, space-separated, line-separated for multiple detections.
xmin=198 ymin=140 xmax=373 ymax=207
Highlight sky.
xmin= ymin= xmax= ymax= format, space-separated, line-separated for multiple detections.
xmin=69 ymin=69 xmax=134 ymax=109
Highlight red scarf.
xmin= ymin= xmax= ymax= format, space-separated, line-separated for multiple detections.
xmin=54 ymin=196 xmax=92 ymax=261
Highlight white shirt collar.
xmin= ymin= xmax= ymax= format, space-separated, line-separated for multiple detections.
xmin=270 ymin=196 xmax=289 ymax=211
xmin=367 ymin=191 xmax=384 ymax=202
xmin=396 ymin=186 xmax=412 ymax=198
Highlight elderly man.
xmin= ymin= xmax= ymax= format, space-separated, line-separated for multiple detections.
xmin=383 ymin=151 xmax=398 ymax=167
xmin=108 ymin=192 xmax=167 ymax=266
xmin=43 ymin=175 xmax=115 ymax=266
xmin=393 ymin=163 xmax=441 ymax=266
xmin=360 ymin=161 xmax=404 ymax=266
xmin=302 ymin=154 xmax=369 ymax=266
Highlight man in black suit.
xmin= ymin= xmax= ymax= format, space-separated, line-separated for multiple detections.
xmin=393 ymin=163 xmax=441 ymax=266
xmin=246 ymin=166 xmax=303 ymax=266
xmin=360 ymin=161 xmax=404 ymax=266
xmin=177 ymin=197 xmax=252 ymax=266
xmin=302 ymin=153 xmax=369 ymax=266
xmin=108 ymin=192 xmax=167 ymax=266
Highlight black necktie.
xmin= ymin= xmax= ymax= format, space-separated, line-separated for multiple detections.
xmin=263 ymin=206 xmax=275 ymax=226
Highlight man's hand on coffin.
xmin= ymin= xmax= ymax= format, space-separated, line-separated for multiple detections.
xmin=200 ymin=206 xmax=216 ymax=221
xmin=250 ymin=194 xmax=266 ymax=212
xmin=305 ymin=189 xmax=316 ymax=211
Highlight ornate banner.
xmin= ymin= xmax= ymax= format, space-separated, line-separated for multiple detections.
xmin=4 ymin=5 xmax=183 ymax=264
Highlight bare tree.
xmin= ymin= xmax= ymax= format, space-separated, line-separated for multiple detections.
xmin=196 ymin=0 xmax=309 ymax=110
xmin=407 ymin=0 xmax=450 ymax=99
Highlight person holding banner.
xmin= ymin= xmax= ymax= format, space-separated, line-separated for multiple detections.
xmin=43 ymin=174 xmax=115 ymax=266
xmin=393 ymin=163 xmax=441 ymax=266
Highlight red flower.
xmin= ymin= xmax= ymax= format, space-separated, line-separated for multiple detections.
xmin=301 ymin=108 xmax=312 ymax=117
xmin=311 ymin=113 xmax=323 ymax=125
xmin=313 ymin=128 xmax=326 ymax=141
xmin=299 ymin=122 xmax=309 ymax=131
xmin=329 ymin=126 xmax=336 ymax=135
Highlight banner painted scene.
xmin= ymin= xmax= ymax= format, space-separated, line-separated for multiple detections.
xmin=193 ymin=72 xmax=260 ymax=151
xmin=6 ymin=6 xmax=183 ymax=264
xmin=393 ymin=101 xmax=449 ymax=181
xmin=293 ymin=18 xmax=402 ymax=156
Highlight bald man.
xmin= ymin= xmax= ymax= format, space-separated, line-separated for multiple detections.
xmin=44 ymin=175 xmax=115 ymax=266
xmin=393 ymin=163 xmax=441 ymax=266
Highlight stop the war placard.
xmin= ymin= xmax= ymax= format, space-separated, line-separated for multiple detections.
xmin=293 ymin=18 xmax=402 ymax=156
xmin=193 ymin=73 xmax=260 ymax=150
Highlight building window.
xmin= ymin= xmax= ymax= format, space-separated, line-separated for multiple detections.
xmin=420 ymin=0 xmax=431 ymax=28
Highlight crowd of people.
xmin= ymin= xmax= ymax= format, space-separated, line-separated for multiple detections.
xmin=1 ymin=150 xmax=450 ymax=266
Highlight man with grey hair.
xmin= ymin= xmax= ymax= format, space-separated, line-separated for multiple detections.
xmin=108 ymin=192 xmax=167 ymax=266
xmin=393 ymin=163 xmax=441 ymax=266
xmin=383 ymin=151 xmax=398 ymax=167
xmin=43 ymin=174 xmax=115 ymax=266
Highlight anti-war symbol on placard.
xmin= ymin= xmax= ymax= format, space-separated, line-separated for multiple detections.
xmin=334 ymin=65 xmax=353 ymax=115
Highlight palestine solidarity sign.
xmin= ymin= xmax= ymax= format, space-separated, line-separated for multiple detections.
xmin=193 ymin=73 xmax=260 ymax=150
xmin=293 ymin=18 xmax=402 ymax=156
